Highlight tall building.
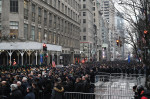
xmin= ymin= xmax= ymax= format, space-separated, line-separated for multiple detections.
xmin=114 ymin=11 xmax=125 ymax=60
xmin=94 ymin=0 xmax=110 ymax=61
xmin=80 ymin=0 xmax=94 ymax=61
xmin=101 ymin=17 xmax=109 ymax=61
xmin=99 ymin=0 xmax=115 ymax=61
xmin=0 ymin=0 xmax=80 ymax=66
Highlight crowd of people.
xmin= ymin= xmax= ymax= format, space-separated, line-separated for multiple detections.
xmin=0 ymin=61 xmax=148 ymax=99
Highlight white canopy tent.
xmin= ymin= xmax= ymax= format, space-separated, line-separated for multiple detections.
xmin=0 ymin=41 xmax=62 ymax=65
xmin=0 ymin=41 xmax=62 ymax=51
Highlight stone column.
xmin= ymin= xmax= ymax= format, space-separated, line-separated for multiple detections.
xmin=26 ymin=50 xmax=32 ymax=65
xmin=7 ymin=50 xmax=13 ymax=65
xmin=35 ymin=51 xmax=38 ymax=65
xmin=21 ymin=52 xmax=24 ymax=65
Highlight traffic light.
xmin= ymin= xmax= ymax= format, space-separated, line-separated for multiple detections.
xmin=43 ymin=43 xmax=47 ymax=51
xmin=116 ymin=40 xmax=119 ymax=46
xmin=144 ymin=30 xmax=148 ymax=34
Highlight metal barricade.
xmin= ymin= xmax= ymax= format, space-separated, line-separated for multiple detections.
xmin=95 ymin=75 xmax=111 ymax=83
xmin=94 ymin=72 xmax=144 ymax=99
xmin=96 ymin=72 xmax=145 ymax=84
xmin=64 ymin=92 xmax=134 ymax=99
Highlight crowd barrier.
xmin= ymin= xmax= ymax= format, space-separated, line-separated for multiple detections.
xmin=95 ymin=72 xmax=145 ymax=84
xmin=64 ymin=92 xmax=134 ymax=99
xmin=94 ymin=72 xmax=144 ymax=99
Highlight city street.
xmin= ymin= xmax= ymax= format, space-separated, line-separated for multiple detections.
xmin=0 ymin=0 xmax=150 ymax=99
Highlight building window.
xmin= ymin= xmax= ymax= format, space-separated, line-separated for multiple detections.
xmin=83 ymin=19 xmax=86 ymax=23
xmin=83 ymin=12 xmax=86 ymax=16
xmin=37 ymin=28 xmax=41 ymax=42
xmin=83 ymin=36 xmax=86 ymax=40
xmin=83 ymin=27 xmax=86 ymax=32
xmin=44 ymin=10 xmax=47 ymax=26
xmin=54 ymin=33 xmax=56 ymax=44
xmin=58 ymin=0 xmax=60 ymax=10
xmin=58 ymin=35 xmax=60 ymax=45
xmin=65 ymin=36 xmax=67 ymax=46
xmin=83 ymin=4 xmax=86 ymax=8
xmin=54 ymin=15 xmax=56 ymax=29
xmin=32 ymin=4 xmax=35 ymax=22
xmin=59 ymin=35 xmax=62 ymax=45
xmin=48 ymin=31 xmax=52 ymax=43
xmin=10 ymin=21 xmax=19 ymax=39
xmin=65 ymin=6 xmax=67 ymax=14
xmin=49 ymin=13 xmax=52 ymax=28
xmin=10 ymin=0 xmax=18 ymax=13
xmin=68 ymin=8 xmax=70 ymax=16
xmin=24 ymin=0 xmax=28 ymax=20
xmin=38 ymin=7 xmax=42 ymax=24
xmin=93 ymin=7 xmax=95 ymax=11
xmin=62 ymin=3 xmax=64 ymax=13
xmin=24 ymin=24 xmax=28 ymax=40
xmin=44 ymin=30 xmax=47 ymax=40
xmin=44 ymin=0 xmax=47 ymax=3
xmin=49 ymin=0 xmax=52 ymax=5
xmin=61 ymin=19 xmax=63 ymax=32
xmin=58 ymin=17 xmax=60 ymax=30
xmin=31 ymin=26 xmax=35 ymax=40
xmin=54 ymin=0 xmax=56 ymax=8
xmin=71 ymin=10 xmax=72 ymax=18
xmin=68 ymin=23 xmax=70 ymax=34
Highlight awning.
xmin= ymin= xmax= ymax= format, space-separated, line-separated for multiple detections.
xmin=0 ymin=41 xmax=62 ymax=51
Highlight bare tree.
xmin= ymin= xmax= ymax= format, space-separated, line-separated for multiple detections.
xmin=116 ymin=0 xmax=150 ymax=88
xmin=116 ymin=0 xmax=150 ymax=63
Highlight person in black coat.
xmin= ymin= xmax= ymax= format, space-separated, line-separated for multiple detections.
xmin=17 ymin=81 xmax=24 ymax=95
xmin=81 ymin=76 xmax=90 ymax=93
xmin=51 ymin=81 xmax=64 ymax=99
xmin=24 ymin=86 xmax=35 ymax=99
xmin=32 ymin=82 xmax=39 ymax=99
xmin=74 ymin=77 xmax=82 ymax=92
xmin=22 ymin=77 xmax=29 ymax=96
xmin=133 ymin=85 xmax=138 ymax=99
xmin=10 ymin=84 xmax=23 ymax=99
xmin=0 ymin=81 xmax=11 ymax=99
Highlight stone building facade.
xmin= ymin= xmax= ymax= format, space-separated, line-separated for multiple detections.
xmin=79 ymin=0 xmax=95 ymax=62
xmin=0 ymin=0 xmax=80 ymax=66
